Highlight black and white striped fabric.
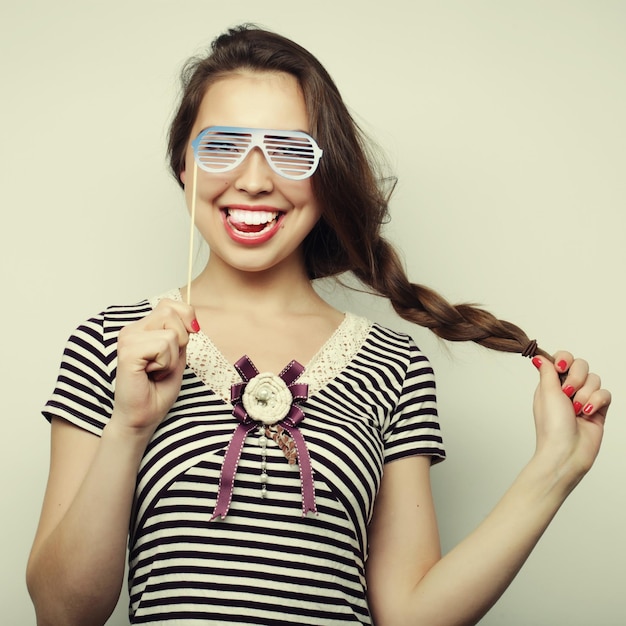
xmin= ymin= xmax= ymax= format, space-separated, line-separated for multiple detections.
xmin=43 ymin=293 xmax=445 ymax=625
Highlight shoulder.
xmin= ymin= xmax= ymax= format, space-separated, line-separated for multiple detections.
xmin=100 ymin=288 xmax=182 ymax=333
xmin=359 ymin=318 xmax=433 ymax=375
xmin=67 ymin=289 xmax=181 ymax=350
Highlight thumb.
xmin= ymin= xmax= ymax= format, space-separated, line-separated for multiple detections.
xmin=531 ymin=356 xmax=562 ymax=390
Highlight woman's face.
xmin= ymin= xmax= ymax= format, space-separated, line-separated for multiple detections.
xmin=181 ymin=71 xmax=321 ymax=276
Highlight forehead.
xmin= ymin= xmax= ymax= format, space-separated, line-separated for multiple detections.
xmin=195 ymin=71 xmax=309 ymax=132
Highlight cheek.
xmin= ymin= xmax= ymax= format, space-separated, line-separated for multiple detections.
xmin=188 ymin=172 xmax=230 ymax=199
xmin=286 ymin=179 xmax=318 ymax=206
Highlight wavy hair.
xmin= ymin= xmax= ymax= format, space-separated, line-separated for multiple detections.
xmin=167 ymin=24 xmax=550 ymax=360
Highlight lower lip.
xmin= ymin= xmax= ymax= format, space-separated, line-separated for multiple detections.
xmin=221 ymin=211 xmax=285 ymax=245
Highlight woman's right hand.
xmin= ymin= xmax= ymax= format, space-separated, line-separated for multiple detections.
xmin=112 ymin=299 xmax=199 ymax=436
xmin=27 ymin=298 xmax=199 ymax=625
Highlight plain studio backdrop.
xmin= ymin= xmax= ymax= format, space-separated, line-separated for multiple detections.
xmin=1 ymin=1 xmax=624 ymax=624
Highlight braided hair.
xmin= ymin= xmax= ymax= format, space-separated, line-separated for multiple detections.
xmin=168 ymin=24 xmax=549 ymax=361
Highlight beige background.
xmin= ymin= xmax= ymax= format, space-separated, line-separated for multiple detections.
xmin=1 ymin=1 xmax=624 ymax=624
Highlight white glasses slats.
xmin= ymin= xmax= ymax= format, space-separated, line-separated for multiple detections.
xmin=192 ymin=126 xmax=323 ymax=180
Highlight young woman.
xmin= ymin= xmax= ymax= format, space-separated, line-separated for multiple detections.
xmin=27 ymin=25 xmax=610 ymax=626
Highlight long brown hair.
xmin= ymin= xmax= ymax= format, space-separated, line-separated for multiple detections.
xmin=168 ymin=24 xmax=550 ymax=361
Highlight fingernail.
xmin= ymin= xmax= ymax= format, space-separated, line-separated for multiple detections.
xmin=532 ymin=357 xmax=543 ymax=369
xmin=191 ymin=319 xmax=201 ymax=332
xmin=562 ymin=385 xmax=575 ymax=397
xmin=557 ymin=359 xmax=568 ymax=372
xmin=573 ymin=401 xmax=583 ymax=414
xmin=583 ymin=403 xmax=594 ymax=415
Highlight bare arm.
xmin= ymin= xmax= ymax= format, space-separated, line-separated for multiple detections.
xmin=26 ymin=418 xmax=149 ymax=626
xmin=366 ymin=353 xmax=610 ymax=626
xmin=27 ymin=300 xmax=198 ymax=626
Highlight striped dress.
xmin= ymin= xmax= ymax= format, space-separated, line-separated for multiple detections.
xmin=43 ymin=289 xmax=445 ymax=625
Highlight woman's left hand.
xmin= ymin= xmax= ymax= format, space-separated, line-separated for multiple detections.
xmin=531 ymin=351 xmax=611 ymax=481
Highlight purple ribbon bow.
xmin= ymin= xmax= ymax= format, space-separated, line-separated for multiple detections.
xmin=211 ymin=355 xmax=317 ymax=520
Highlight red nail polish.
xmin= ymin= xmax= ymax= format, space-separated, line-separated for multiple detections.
xmin=191 ymin=319 xmax=200 ymax=332
xmin=583 ymin=403 xmax=594 ymax=415
xmin=573 ymin=401 xmax=583 ymax=414
xmin=532 ymin=357 xmax=543 ymax=369
xmin=557 ymin=359 xmax=568 ymax=372
xmin=562 ymin=385 xmax=575 ymax=397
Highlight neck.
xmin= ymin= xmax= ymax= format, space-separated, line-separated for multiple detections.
xmin=187 ymin=254 xmax=323 ymax=315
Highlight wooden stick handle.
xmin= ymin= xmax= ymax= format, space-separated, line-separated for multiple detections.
xmin=186 ymin=162 xmax=198 ymax=306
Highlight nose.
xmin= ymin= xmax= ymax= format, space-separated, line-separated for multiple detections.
xmin=233 ymin=147 xmax=274 ymax=195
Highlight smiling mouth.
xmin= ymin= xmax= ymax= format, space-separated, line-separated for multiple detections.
xmin=225 ymin=208 xmax=283 ymax=236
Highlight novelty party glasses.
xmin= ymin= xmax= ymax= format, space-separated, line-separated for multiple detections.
xmin=192 ymin=126 xmax=323 ymax=180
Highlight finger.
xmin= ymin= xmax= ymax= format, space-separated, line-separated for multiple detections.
xmin=149 ymin=345 xmax=187 ymax=382
xmin=146 ymin=298 xmax=198 ymax=329
xmin=158 ymin=298 xmax=199 ymax=333
xmin=531 ymin=355 xmax=563 ymax=391
xmin=142 ymin=300 xmax=199 ymax=347
xmin=560 ymin=358 xmax=590 ymax=399
xmin=118 ymin=326 xmax=182 ymax=378
xmin=577 ymin=388 xmax=612 ymax=419
xmin=143 ymin=329 xmax=182 ymax=376
xmin=552 ymin=350 xmax=574 ymax=375
xmin=570 ymin=372 xmax=603 ymax=414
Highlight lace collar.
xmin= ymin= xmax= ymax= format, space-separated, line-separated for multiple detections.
xmin=149 ymin=289 xmax=372 ymax=402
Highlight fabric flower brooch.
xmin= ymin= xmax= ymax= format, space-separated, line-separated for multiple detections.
xmin=242 ymin=371 xmax=294 ymax=424
xmin=211 ymin=355 xmax=317 ymax=520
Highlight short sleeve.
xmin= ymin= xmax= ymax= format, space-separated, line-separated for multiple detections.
xmin=382 ymin=337 xmax=445 ymax=464
xmin=42 ymin=313 xmax=114 ymax=436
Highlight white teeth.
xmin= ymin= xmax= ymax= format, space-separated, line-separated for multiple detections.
xmin=228 ymin=208 xmax=278 ymax=225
